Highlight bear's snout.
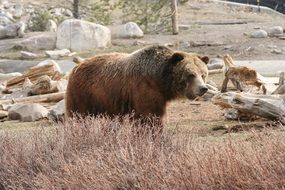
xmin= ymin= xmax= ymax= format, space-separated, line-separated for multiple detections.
xmin=199 ymin=86 xmax=208 ymax=95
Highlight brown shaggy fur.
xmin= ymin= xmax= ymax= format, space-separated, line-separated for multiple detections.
xmin=66 ymin=45 xmax=208 ymax=126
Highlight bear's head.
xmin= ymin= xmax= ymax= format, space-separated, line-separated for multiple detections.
xmin=170 ymin=52 xmax=209 ymax=99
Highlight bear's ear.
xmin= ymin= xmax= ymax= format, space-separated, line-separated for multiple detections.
xmin=170 ymin=53 xmax=184 ymax=64
xmin=198 ymin=56 xmax=209 ymax=64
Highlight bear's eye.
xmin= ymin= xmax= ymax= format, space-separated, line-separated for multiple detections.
xmin=187 ymin=74 xmax=195 ymax=80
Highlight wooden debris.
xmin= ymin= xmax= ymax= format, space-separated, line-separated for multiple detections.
xmin=208 ymin=69 xmax=223 ymax=74
xmin=0 ymin=92 xmax=65 ymax=108
xmin=196 ymin=83 xmax=219 ymax=101
xmin=272 ymin=72 xmax=285 ymax=95
xmin=73 ymin=56 xmax=85 ymax=64
xmin=190 ymin=41 xmax=224 ymax=47
xmin=6 ymin=64 xmax=61 ymax=90
xmin=221 ymin=54 xmax=272 ymax=94
xmin=212 ymin=92 xmax=285 ymax=121
xmin=193 ymin=21 xmax=248 ymax=25
xmin=30 ymin=75 xmax=59 ymax=95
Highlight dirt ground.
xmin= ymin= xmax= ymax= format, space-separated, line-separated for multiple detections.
xmin=107 ymin=0 xmax=285 ymax=61
xmin=0 ymin=72 xmax=273 ymax=137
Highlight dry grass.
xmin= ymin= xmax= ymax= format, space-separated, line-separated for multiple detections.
xmin=0 ymin=117 xmax=285 ymax=189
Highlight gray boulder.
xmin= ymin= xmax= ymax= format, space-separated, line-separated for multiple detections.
xmin=1 ymin=0 xmax=10 ymax=9
xmin=45 ymin=49 xmax=71 ymax=59
xmin=271 ymin=49 xmax=283 ymax=54
xmin=0 ymin=12 xmax=15 ymax=22
xmin=21 ymin=51 xmax=39 ymax=59
xmin=111 ymin=22 xmax=144 ymax=39
xmin=250 ymin=30 xmax=268 ymax=38
xmin=48 ymin=99 xmax=65 ymax=122
xmin=9 ymin=89 xmax=30 ymax=99
xmin=0 ymin=16 xmax=11 ymax=25
xmin=56 ymin=19 xmax=111 ymax=51
xmin=8 ymin=103 xmax=49 ymax=122
xmin=20 ymin=32 xmax=56 ymax=51
xmin=267 ymin=26 xmax=284 ymax=37
xmin=207 ymin=58 xmax=224 ymax=70
xmin=0 ymin=22 xmax=25 ymax=39
xmin=12 ymin=4 xmax=23 ymax=18
xmin=0 ymin=13 xmax=15 ymax=26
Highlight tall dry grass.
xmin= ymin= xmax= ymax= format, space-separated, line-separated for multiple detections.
xmin=0 ymin=117 xmax=285 ymax=190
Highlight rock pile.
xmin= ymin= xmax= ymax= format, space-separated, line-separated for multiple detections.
xmin=0 ymin=60 xmax=67 ymax=122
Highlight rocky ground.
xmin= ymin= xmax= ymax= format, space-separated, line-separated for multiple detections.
xmin=0 ymin=0 xmax=284 ymax=134
xmin=1 ymin=0 xmax=285 ymax=60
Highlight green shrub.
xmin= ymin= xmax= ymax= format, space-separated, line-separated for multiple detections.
xmin=179 ymin=0 xmax=189 ymax=4
xmin=117 ymin=0 xmax=171 ymax=33
xmin=88 ymin=0 xmax=116 ymax=25
xmin=28 ymin=10 xmax=53 ymax=32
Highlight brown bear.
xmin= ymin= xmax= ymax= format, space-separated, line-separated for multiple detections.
xmin=65 ymin=45 xmax=209 ymax=126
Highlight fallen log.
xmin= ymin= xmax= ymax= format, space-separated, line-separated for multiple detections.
xmin=6 ymin=64 xmax=61 ymax=90
xmin=212 ymin=92 xmax=285 ymax=121
xmin=0 ymin=92 xmax=65 ymax=106
xmin=193 ymin=21 xmax=248 ymax=25
xmin=73 ymin=56 xmax=85 ymax=64
xmin=222 ymin=54 xmax=263 ymax=93
xmin=190 ymin=41 xmax=224 ymax=47
xmin=208 ymin=69 xmax=223 ymax=74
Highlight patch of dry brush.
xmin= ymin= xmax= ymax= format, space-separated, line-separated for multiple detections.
xmin=0 ymin=117 xmax=285 ymax=189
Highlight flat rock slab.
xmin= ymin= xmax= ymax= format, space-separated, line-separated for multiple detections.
xmin=206 ymin=59 xmax=285 ymax=76
xmin=0 ymin=59 xmax=75 ymax=74
xmin=236 ymin=60 xmax=285 ymax=76
xmin=45 ymin=49 xmax=71 ymax=59
xmin=0 ymin=32 xmax=56 ymax=52
xmin=8 ymin=103 xmax=48 ymax=122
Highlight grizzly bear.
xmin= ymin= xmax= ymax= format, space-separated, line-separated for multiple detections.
xmin=65 ymin=45 xmax=209 ymax=126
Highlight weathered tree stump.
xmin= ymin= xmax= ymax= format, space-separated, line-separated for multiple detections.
xmin=213 ymin=92 xmax=285 ymax=121
xmin=272 ymin=72 xmax=285 ymax=95
xmin=221 ymin=54 xmax=280 ymax=94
